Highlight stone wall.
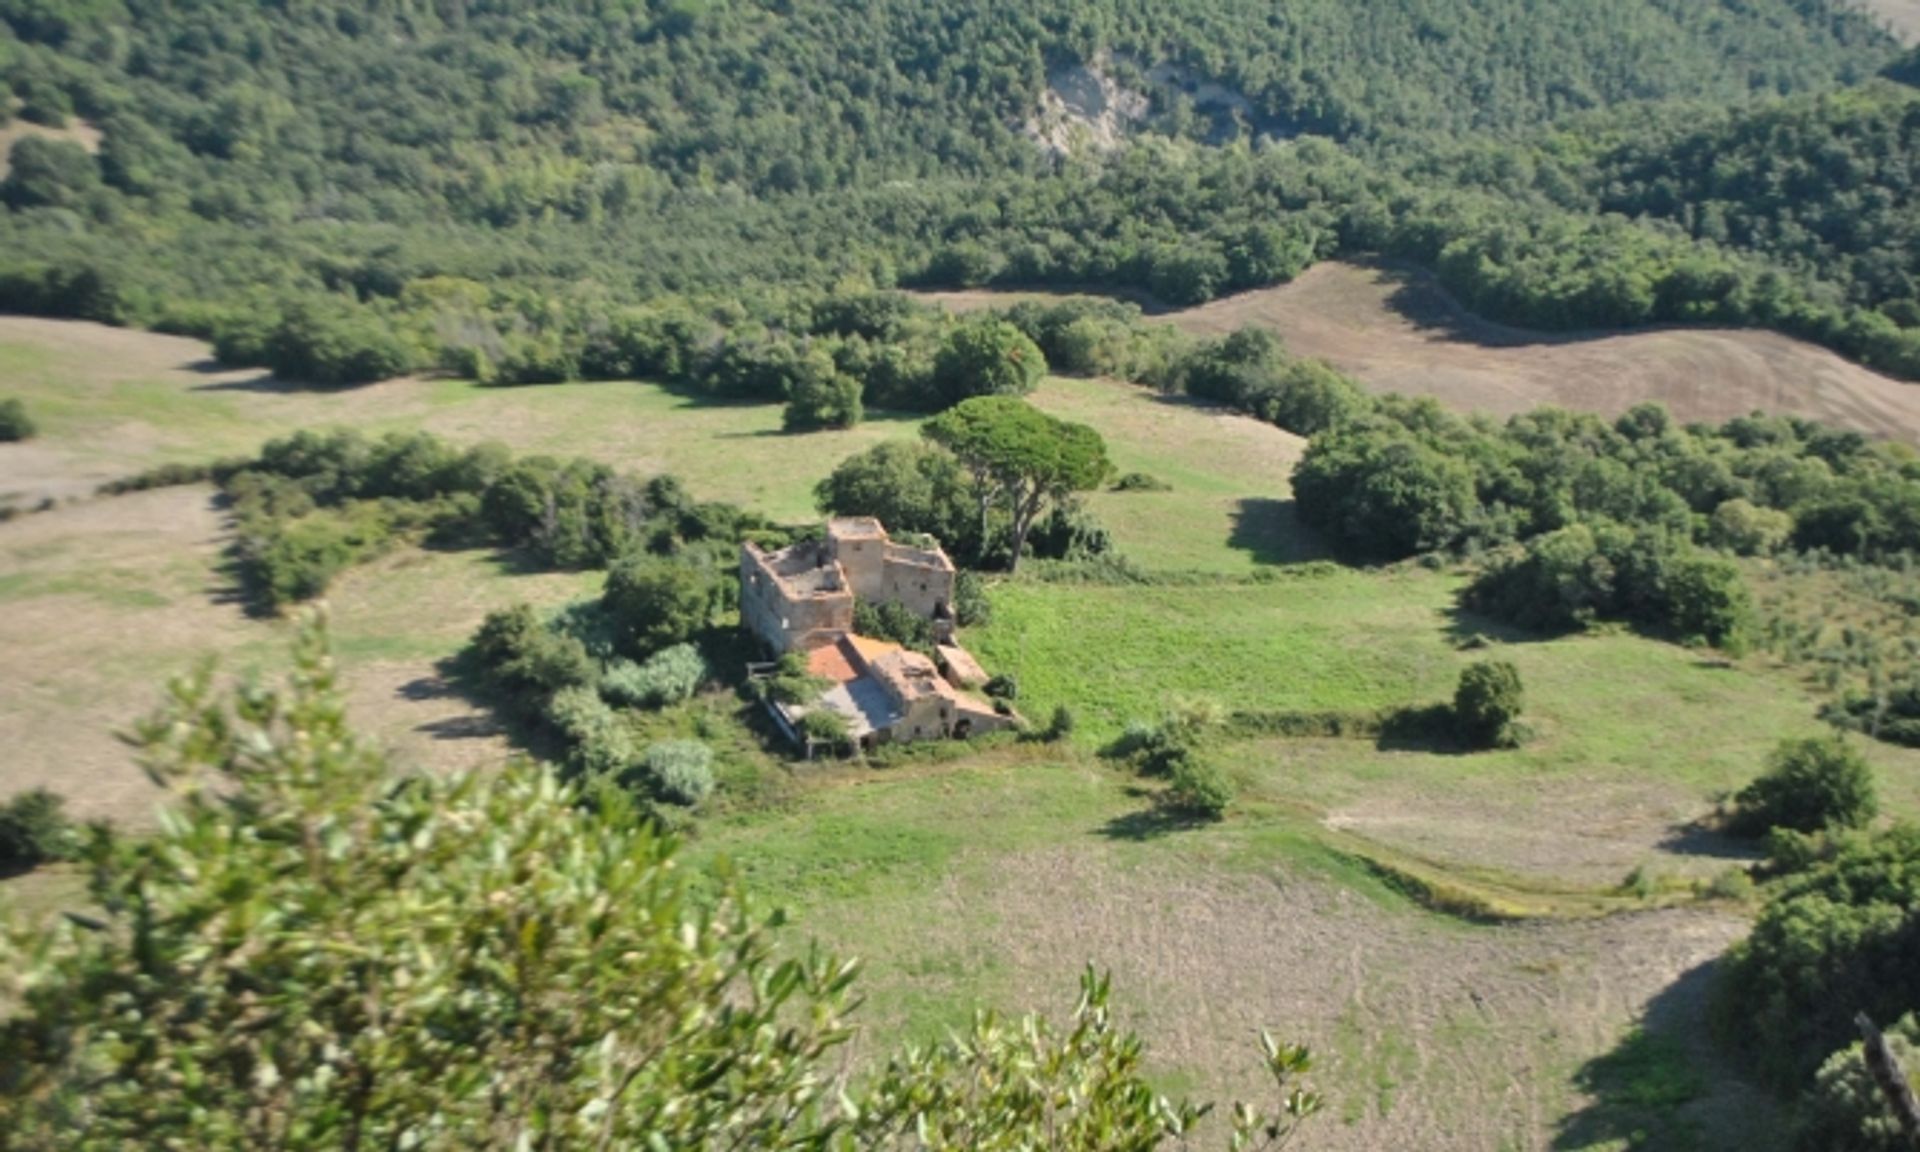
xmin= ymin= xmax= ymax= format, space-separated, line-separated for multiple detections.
xmin=879 ymin=545 xmax=955 ymax=620
xmin=740 ymin=544 xmax=853 ymax=654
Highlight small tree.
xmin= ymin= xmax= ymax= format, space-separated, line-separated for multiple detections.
xmin=1729 ymin=735 xmax=1879 ymax=837
xmin=0 ymin=398 xmax=37 ymax=443
xmin=602 ymin=554 xmax=721 ymax=658
xmin=781 ymin=349 xmax=863 ymax=431
xmin=1161 ymin=757 xmax=1234 ymax=821
xmin=1455 ymin=660 xmax=1524 ymax=748
xmin=932 ymin=319 xmax=1046 ymax=407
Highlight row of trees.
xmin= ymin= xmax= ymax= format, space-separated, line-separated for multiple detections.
xmin=184 ymin=427 xmax=768 ymax=611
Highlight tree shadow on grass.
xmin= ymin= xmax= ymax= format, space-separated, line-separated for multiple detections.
xmin=1443 ymin=597 xmax=1561 ymax=647
xmin=1553 ymin=958 xmax=1781 ymax=1151
xmin=424 ymin=652 xmax=570 ymax=764
xmin=1655 ymin=822 xmax=1765 ymax=869
xmin=1227 ymin=497 xmax=1334 ymax=566
xmin=1099 ymin=806 xmax=1214 ymax=841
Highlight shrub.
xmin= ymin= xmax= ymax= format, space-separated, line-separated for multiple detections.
xmin=781 ymin=350 xmax=863 ymax=431
xmin=601 ymin=643 xmax=708 ymax=709
xmin=764 ymin=652 xmax=832 ymax=708
xmin=640 ymin=740 xmax=715 ymax=806
xmin=0 ymin=398 xmax=37 ymax=442
xmin=1794 ymin=1014 xmax=1920 ymax=1152
xmin=1161 ymin=757 xmax=1234 ymax=820
xmin=468 ymin=604 xmax=598 ymax=712
xmin=932 ymin=319 xmax=1046 ymax=406
xmin=0 ymin=789 xmax=78 ymax=870
xmin=1454 ymin=660 xmax=1524 ymax=748
xmin=952 ymin=570 xmax=992 ymax=628
xmin=799 ymin=708 xmax=850 ymax=746
xmin=1111 ymin=471 xmax=1171 ymax=492
xmin=983 ymin=672 xmax=1019 ymax=701
xmin=1292 ymin=429 xmax=1477 ymax=560
xmin=1728 ymin=735 xmax=1878 ymax=837
xmin=1716 ymin=825 xmax=1920 ymax=1088
xmin=854 ymin=599 xmax=936 ymax=650
xmin=602 ymin=554 xmax=723 ymax=658
xmin=1045 ymin=705 xmax=1076 ymax=742
xmin=545 ymin=686 xmax=637 ymax=779
xmin=1710 ymin=498 xmax=1792 ymax=556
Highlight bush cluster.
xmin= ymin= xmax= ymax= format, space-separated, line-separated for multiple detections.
xmin=0 ymin=397 xmax=37 ymax=442
xmin=1727 ymin=736 xmax=1879 ymax=838
xmin=0 ymin=788 xmax=79 ymax=871
xmin=1716 ymin=825 xmax=1920 ymax=1090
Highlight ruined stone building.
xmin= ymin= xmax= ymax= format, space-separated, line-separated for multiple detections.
xmin=740 ymin=518 xmax=1011 ymax=749
xmin=739 ymin=517 xmax=955 ymax=656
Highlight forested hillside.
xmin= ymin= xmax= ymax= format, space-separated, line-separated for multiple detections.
xmin=0 ymin=0 xmax=1916 ymax=383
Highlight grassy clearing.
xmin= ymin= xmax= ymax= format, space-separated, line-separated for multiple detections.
xmin=966 ymin=567 xmax=1464 ymax=743
xmin=1027 ymin=376 xmax=1318 ymax=573
xmin=0 ymin=318 xmax=920 ymax=519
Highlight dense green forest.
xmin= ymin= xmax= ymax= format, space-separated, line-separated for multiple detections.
xmin=6 ymin=0 xmax=1920 ymax=382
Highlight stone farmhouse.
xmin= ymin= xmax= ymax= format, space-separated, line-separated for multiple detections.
xmin=740 ymin=518 xmax=1014 ymax=749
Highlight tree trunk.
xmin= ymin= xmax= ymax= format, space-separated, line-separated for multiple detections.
xmin=1006 ymin=485 xmax=1047 ymax=575
xmin=1857 ymin=1012 xmax=1920 ymax=1151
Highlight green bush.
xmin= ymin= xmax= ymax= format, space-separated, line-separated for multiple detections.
xmin=854 ymin=599 xmax=936 ymax=650
xmin=1710 ymin=498 xmax=1793 ymax=557
xmin=1110 ymin=472 xmax=1171 ymax=492
xmin=1045 ymin=705 xmax=1076 ymax=742
xmin=1716 ymin=825 xmax=1920 ymax=1088
xmin=1794 ymin=1013 xmax=1920 ymax=1152
xmin=641 ymin=740 xmax=715 ymax=806
xmin=602 ymin=554 xmax=724 ymax=658
xmin=983 ymin=672 xmax=1019 ymax=701
xmin=781 ymin=349 xmax=863 ymax=431
xmin=1161 ymin=758 xmax=1234 ymax=821
xmin=1729 ymin=736 xmax=1878 ymax=837
xmin=545 ymin=686 xmax=638 ymax=779
xmin=0 ymin=398 xmax=37 ymax=442
xmin=952 ymin=570 xmax=992 ymax=627
xmin=1454 ymin=660 xmax=1524 ymax=748
xmin=467 ymin=604 xmax=599 ymax=713
xmin=0 ymin=789 xmax=79 ymax=870
xmin=600 ymin=643 xmax=708 ymax=710
xmin=799 ymin=708 xmax=851 ymax=746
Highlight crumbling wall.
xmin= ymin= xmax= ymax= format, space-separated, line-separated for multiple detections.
xmin=879 ymin=546 xmax=955 ymax=621
xmin=741 ymin=545 xmax=853 ymax=654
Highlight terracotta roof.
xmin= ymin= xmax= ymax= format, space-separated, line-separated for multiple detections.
xmin=806 ymin=641 xmax=860 ymax=685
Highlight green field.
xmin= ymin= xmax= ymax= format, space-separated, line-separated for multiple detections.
xmin=967 ymin=569 xmax=1464 ymax=741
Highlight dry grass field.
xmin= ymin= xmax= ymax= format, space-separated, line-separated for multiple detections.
xmin=920 ymin=260 xmax=1920 ymax=442
xmin=1860 ymin=0 xmax=1920 ymax=40
xmin=694 ymin=754 xmax=1781 ymax=1152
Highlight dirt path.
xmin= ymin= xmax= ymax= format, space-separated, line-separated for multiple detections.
xmin=920 ymin=261 xmax=1920 ymax=442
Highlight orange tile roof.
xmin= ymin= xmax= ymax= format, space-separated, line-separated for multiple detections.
xmin=806 ymin=641 xmax=860 ymax=684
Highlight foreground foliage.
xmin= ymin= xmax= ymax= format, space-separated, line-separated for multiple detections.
xmin=1717 ymin=825 xmax=1920 ymax=1091
xmin=0 ymin=622 xmax=1319 ymax=1148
